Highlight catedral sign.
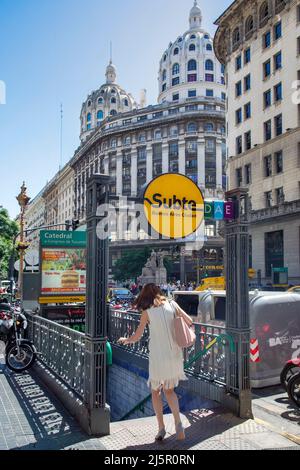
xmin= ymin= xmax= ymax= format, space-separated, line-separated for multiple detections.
xmin=39 ymin=231 xmax=87 ymax=304
xmin=143 ymin=174 xmax=235 ymax=239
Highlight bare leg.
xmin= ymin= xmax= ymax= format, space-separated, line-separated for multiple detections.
xmin=152 ymin=389 xmax=165 ymax=431
xmin=164 ymin=388 xmax=185 ymax=440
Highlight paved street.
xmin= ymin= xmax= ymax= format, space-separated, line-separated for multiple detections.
xmin=252 ymin=386 xmax=300 ymax=444
xmin=0 ymin=342 xmax=299 ymax=451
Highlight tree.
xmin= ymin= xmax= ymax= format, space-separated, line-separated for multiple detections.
xmin=0 ymin=208 xmax=19 ymax=279
xmin=113 ymin=247 xmax=151 ymax=283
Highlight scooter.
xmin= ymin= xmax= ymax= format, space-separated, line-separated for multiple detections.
xmin=0 ymin=303 xmax=37 ymax=372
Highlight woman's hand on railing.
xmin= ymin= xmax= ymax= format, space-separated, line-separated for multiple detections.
xmin=118 ymin=337 xmax=131 ymax=346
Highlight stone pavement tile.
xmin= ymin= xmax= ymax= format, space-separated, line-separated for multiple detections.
xmin=242 ymin=432 xmax=298 ymax=450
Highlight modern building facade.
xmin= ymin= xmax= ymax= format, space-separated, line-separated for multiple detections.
xmin=215 ymin=0 xmax=300 ymax=284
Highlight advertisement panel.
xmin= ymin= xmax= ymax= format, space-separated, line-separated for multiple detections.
xmin=39 ymin=231 xmax=86 ymax=303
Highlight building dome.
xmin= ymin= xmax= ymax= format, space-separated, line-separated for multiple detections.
xmin=80 ymin=62 xmax=137 ymax=142
xmin=158 ymin=1 xmax=225 ymax=104
xmin=189 ymin=0 xmax=202 ymax=30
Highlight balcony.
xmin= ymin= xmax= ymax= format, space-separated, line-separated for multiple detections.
xmin=251 ymin=200 xmax=300 ymax=224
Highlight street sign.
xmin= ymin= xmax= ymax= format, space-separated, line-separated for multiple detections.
xmin=143 ymin=173 xmax=205 ymax=239
xmin=272 ymin=267 xmax=289 ymax=287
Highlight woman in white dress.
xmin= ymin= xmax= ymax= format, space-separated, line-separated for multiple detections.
xmin=118 ymin=283 xmax=193 ymax=442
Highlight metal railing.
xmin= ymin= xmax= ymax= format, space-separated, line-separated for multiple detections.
xmin=109 ymin=308 xmax=230 ymax=387
xmin=27 ymin=313 xmax=86 ymax=400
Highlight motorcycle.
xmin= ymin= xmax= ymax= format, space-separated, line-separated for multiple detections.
xmin=287 ymin=370 xmax=300 ymax=408
xmin=280 ymin=358 xmax=300 ymax=390
xmin=0 ymin=302 xmax=37 ymax=372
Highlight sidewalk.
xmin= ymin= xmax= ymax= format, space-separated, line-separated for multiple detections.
xmin=0 ymin=354 xmax=299 ymax=451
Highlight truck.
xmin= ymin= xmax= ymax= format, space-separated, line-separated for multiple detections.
xmin=173 ymin=289 xmax=300 ymax=388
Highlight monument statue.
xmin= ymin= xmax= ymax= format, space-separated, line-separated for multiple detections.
xmin=139 ymin=250 xmax=167 ymax=286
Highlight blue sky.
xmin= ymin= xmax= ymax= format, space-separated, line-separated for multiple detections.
xmin=0 ymin=0 xmax=231 ymax=218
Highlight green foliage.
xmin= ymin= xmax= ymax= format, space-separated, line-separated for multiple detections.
xmin=0 ymin=208 xmax=19 ymax=279
xmin=113 ymin=247 xmax=152 ymax=283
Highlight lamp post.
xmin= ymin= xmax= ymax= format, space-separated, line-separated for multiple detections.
xmin=16 ymin=182 xmax=30 ymax=307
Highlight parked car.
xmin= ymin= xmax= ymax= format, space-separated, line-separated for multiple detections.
xmin=108 ymin=288 xmax=134 ymax=301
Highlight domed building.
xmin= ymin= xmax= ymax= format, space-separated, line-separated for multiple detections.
xmin=49 ymin=1 xmax=227 ymax=282
xmin=80 ymin=61 xmax=137 ymax=142
xmin=158 ymin=1 xmax=225 ymax=104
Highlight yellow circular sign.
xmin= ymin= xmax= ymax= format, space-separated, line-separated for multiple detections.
xmin=143 ymin=174 xmax=204 ymax=239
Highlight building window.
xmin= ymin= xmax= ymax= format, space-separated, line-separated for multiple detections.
xmin=298 ymin=37 xmax=300 ymax=55
xmin=264 ymin=89 xmax=272 ymax=108
xmin=263 ymin=30 xmax=271 ymax=48
xmin=244 ymin=74 xmax=251 ymax=91
xmin=298 ymin=4 xmax=300 ymax=22
xmin=236 ymin=108 xmax=242 ymax=124
xmin=244 ymin=47 xmax=251 ymax=64
xmin=265 ymin=230 xmax=284 ymax=278
xmin=205 ymin=59 xmax=214 ymax=71
xmin=110 ymin=110 xmax=117 ymax=116
xmin=275 ymin=114 xmax=283 ymax=136
xmin=174 ymin=47 xmax=179 ymax=55
xmin=244 ymin=102 xmax=251 ymax=119
xmin=264 ymin=120 xmax=272 ymax=141
xmin=204 ymin=123 xmax=214 ymax=132
xmin=188 ymin=59 xmax=197 ymax=71
xmin=205 ymin=73 xmax=214 ymax=82
xmin=162 ymin=69 xmax=167 ymax=81
xmin=169 ymin=142 xmax=179 ymax=158
xmin=264 ymin=59 xmax=271 ymax=78
xmin=138 ymin=133 xmax=146 ymax=143
xmin=265 ymin=191 xmax=273 ymax=208
xmin=169 ymin=125 xmax=178 ymax=137
xmin=236 ymin=136 xmax=242 ymax=155
xmin=274 ymin=82 xmax=282 ymax=101
xmin=154 ymin=129 xmax=162 ymax=140
xmin=137 ymin=147 xmax=147 ymax=162
xmin=274 ymin=21 xmax=282 ymax=40
xmin=260 ymin=2 xmax=269 ymax=24
xmin=172 ymin=63 xmax=180 ymax=75
xmin=111 ymin=97 xmax=116 ymax=104
xmin=245 ymin=164 xmax=252 ymax=184
xmin=98 ymin=98 xmax=103 ymax=104
xmin=87 ymin=113 xmax=91 ymax=122
xmin=187 ymin=122 xmax=197 ymax=133
xmin=244 ymin=131 xmax=251 ymax=150
xmin=236 ymin=81 xmax=242 ymax=97
xmin=206 ymin=44 xmax=212 ymax=51
xmin=274 ymin=51 xmax=282 ymax=70
xmin=221 ymin=92 xmax=226 ymax=101
xmin=206 ymin=89 xmax=214 ymax=97
xmin=236 ymin=168 xmax=242 ymax=186
xmin=189 ymin=44 xmax=196 ymax=51
xmin=173 ymin=93 xmax=179 ymax=101
xmin=275 ymin=150 xmax=283 ymax=173
xmin=188 ymin=89 xmax=196 ymax=98
xmin=97 ymin=110 xmax=103 ymax=120
xmin=235 ymin=55 xmax=242 ymax=71
xmin=172 ymin=77 xmax=180 ymax=86
xmin=87 ymin=123 xmax=91 ymax=131
xmin=162 ymin=83 xmax=166 ymax=92
xmin=188 ymin=74 xmax=197 ymax=82
xmin=186 ymin=140 xmax=198 ymax=154
xmin=233 ymin=27 xmax=241 ymax=46
xmin=245 ymin=15 xmax=254 ymax=35
xmin=264 ymin=155 xmax=272 ymax=177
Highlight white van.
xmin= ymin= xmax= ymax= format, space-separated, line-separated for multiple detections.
xmin=173 ymin=290 xmax=300 ymax=388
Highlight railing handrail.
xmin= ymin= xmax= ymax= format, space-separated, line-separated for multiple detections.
xmin=26 ymin=312 xmax=85 ymax=337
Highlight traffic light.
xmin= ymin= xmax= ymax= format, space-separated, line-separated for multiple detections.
xmin=72 ymin=219 xmax=80 ymax=231
xmin=65 ymin=220 xmax=72 ymax=231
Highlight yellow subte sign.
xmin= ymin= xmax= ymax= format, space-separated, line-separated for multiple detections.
xmin=143 ymin=174 xmax=204 ymax=239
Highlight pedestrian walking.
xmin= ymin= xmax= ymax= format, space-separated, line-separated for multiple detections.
xmin=118 ymin=283 xmax=193 ymax=442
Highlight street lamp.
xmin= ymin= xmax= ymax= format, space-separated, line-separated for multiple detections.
xmin=16 ymin=182 xmax=30 ymax=307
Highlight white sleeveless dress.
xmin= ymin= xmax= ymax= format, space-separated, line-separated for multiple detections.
xmin=147 ymin=300 xmax=188 ymax=390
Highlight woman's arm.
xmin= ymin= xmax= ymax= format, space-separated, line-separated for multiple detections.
xmin=118 ymin=311 xmax=149 ymax=345
xmin=173 ymin=301 xmax=194 ymax=327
